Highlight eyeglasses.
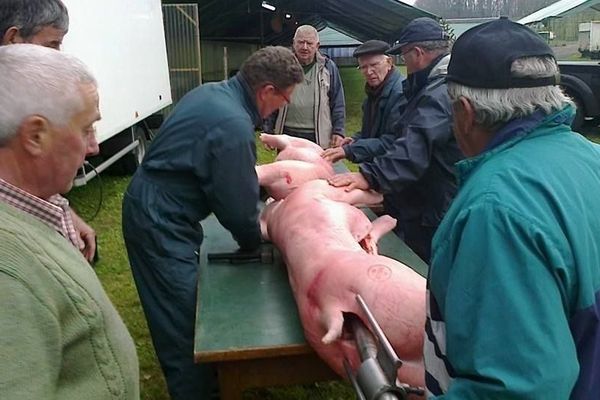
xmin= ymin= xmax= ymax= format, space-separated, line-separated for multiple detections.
xmin=399 ymin=47 xmax=417 ymax=63
xmin=274 ymin=87 xmax=291 ymax=104
xmin=265 ymin=82 xmax=292 ymax=104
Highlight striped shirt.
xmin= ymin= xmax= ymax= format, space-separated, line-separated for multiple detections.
xmin=0 ymin=179 xmax=79 ymax=248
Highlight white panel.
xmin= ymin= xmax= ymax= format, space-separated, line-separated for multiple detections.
xmin=61 ymin=0 xmax=172 ymax=143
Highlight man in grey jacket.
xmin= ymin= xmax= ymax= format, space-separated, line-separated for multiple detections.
xmin=265 ymin=25 xmax=346 ymax=148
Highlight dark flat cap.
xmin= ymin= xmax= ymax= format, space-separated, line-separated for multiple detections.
xmin=447 ymin=17 xmax=558 ymax=89
xmin=353 ymin=40 xmax=390 ymax=58
xmin=388 ymin=17 xmax=449 ymax=54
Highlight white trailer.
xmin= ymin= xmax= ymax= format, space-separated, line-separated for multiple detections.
xmin=61 ymin=0 xmax=172 ymax=184
xmin=578 ymin=21 xmax=600 ymax=59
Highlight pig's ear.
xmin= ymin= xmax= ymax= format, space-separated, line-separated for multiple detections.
xmin=321 ymin=311 xmax=344 ymax=344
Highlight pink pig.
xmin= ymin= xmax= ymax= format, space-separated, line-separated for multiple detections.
xmin=261 ymin=180 xmax=426 ymax=389
xmin=256 ymin=134 xmax=335 ymax=199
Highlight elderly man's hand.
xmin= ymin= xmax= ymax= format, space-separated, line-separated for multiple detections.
xmin=321 ymin=147 xmax=346 ymax=163
xmin=71 ymin=210 xmax=96 ymax=262
xmin=328 ymin=172 xmax=370 ymax=192
xmin=329 ymin=134 xmax=347 ymax=148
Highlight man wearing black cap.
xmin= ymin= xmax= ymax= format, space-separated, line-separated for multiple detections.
xmin=322 ymin=39 xmax=406 ymax=164
xmin=329 ymin=17 xmax=462 ymax=262
xmin=425 ymin=18 xmax=600 ymax=399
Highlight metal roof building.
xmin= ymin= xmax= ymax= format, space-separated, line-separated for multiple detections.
xmin=164 ymin=0 xmax=435 ymax=45
xmin=519 ymin=0 xmax=600 ymax=25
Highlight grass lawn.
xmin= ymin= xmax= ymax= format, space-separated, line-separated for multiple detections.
xmin=66 ymin=66 xmax=375 ymax=399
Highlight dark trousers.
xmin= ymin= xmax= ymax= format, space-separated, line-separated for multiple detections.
xmin=393 ymin=219 xmax=436 ymax=264
xmin=122 ymin=196 xmax=216 ymax=400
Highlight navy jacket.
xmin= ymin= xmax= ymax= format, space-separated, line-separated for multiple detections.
xmin=344 ymin=68 xmax=406 ymax=163
xmin=123 ymin=74 xmax=262 ymax=254
xmin=361 ymin=54 xmax=462 ymax=232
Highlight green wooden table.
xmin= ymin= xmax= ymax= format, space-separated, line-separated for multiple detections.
xmin=194 ymin=212 xmax=427 ymax=400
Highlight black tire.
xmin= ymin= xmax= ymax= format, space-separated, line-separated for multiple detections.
xmin=100 ymin=124 xmax=149 ymax=175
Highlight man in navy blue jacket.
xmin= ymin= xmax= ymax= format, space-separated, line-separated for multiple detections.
xmin=322 ymin=39 xmax=406 ymax=164
xmin=122 ymin=46 xmax=303 ymax=400
xmin=329 ymin=18 xmax=463 ymax=263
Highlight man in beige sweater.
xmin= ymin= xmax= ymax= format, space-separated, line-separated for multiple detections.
xmin=0 ymin=44 xmax=139 ymax=399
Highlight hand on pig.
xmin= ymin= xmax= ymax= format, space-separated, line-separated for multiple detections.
xmin=328 ymin=172 xmax=371 ymax=192
xmin=321 ymin=147 xmax=346 ymax=163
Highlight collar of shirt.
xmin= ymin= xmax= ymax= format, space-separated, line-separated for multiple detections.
xmin=0 ymin=179 xmax=80 ymax=248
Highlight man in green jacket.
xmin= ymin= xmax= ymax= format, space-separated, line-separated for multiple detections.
xmin=1 ymin=0 xmax=99 ymax=262
xmin=426 ymin=18 xmax=600 ymax=399
xmin=122 ymin=46 xmax=303 ymax=400
xmin=0 ymin=44 xmax=139 ymax=400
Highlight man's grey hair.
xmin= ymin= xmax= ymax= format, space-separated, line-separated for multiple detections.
xmin=448 ymin=56 xmax=573 ymax=130
xmin=0 ymin=44 xmax=96 ymax=145
xmin=0 ymin=0 xmax=69 ymax=39
xmin=412 ymin=40 xmax=451 ymax=57
xmin=294 ymin=25 xmax=319 ymax=41
xmin=240 ymin=46 xmax=304 ymax=92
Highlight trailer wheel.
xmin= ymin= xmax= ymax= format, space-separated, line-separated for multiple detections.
xmin=100 ymin=124 xmax=149 ymax=175
xmin=132 ymin=124 xmax=149 ymax=165
xmin=118 ymin=124 xmax=149 ymax=174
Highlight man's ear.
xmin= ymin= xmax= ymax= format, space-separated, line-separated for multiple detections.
xmin=18 ymin=116 xmax=51 ymax=156
xmin=2 ymin=26 xmax=24 ymax=45
xmin=454 ymin=96 xmax=476 ymax=136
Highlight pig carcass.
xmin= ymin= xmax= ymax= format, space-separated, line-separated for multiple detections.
xmin=256 ymin=134 xmax=335 ymax=200
xmin=261 ymin=180 xmax=426 ymax=388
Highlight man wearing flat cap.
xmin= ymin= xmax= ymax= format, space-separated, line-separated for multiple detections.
xmin=329 ymin=17 xmax=462 ymax=262
xmin=425 ymin=17 xmax=600 ymax=399
xmin=322 ymin=39 xmax=406 ymax=164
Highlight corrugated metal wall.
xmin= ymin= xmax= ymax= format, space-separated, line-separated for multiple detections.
xmin=162 ymin=4 xmax=202 ymax=114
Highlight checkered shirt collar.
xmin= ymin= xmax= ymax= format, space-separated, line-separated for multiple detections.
xmin=0 ymin=178 xmax=79 ymax=248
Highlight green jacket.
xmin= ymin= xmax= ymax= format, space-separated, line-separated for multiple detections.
xmin=0 ymin=202 xmax=139 ymax=400
xmin=426 ymin=105 xmax=600 ymax=399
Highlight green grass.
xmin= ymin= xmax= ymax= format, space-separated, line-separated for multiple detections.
xmin=65 ymin=67 xmax=374 ymax=399
xmin=67 ymin=174 xmax=355 ymax=399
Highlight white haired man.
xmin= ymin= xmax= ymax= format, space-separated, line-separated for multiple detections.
xmin=0 ymin=44 xmax=138 ymax=399
xmin=322 ymin=39 xmax=406 ymax=164
xmin=0 ymin=0 xmax=99 ymax=262
xmin=426 ymin=18 xmax=600 ymax=399
xmin=264 ymin=25 xmax=346 ymax=148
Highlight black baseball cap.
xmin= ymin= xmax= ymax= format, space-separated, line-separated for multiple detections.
xmin=447 ymin=17 xmax=559 ymax=88
xmin=388 ymin=17 xmax=449 ymax=54
xmin=353 ymin=40 xmax=390 ymax=58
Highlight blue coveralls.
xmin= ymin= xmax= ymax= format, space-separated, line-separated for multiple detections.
xmin=122 ymin=74 xmax=262 ymax=400
xmin=343 ymin=68 xmax=406 ymax=163
xmin=360 ymin=54 xmax=463 ymax=262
